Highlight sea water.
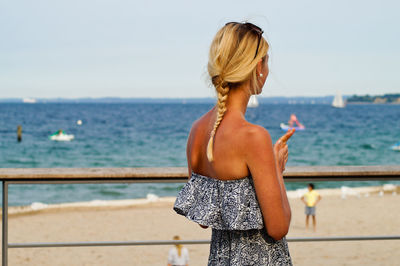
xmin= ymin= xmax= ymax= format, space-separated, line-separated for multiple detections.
xmin=1 ymin=103 xmax=400 ymax=206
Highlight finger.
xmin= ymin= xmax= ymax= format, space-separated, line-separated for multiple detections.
xmin=283 ymin=149 xmax=288 ymax=158
xmin=275 ymin=141 xmax=285 ymax=151
xmin=275 ymin=138 xmax=282 ymax=147
xmin=276 ymin=138 xmax=284 ymax=147
xmin=282 ymin=128 xmax=295 ymax=142
xmin=284 ymin=148 xmax=288 ymax=155
xmin=281 ymin=144 xmax=288 ymax=153
xmin=280 ymin=129 xmax=295 ymax=143
xmin=277 ymin=140 xmax=288 ymax=151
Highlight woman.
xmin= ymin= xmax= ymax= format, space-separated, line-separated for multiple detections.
xmin=174 ymin=22 xmax=294 ymax=265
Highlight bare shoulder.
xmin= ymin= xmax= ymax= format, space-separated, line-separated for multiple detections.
xmin=187 ymin=117 xmax=201 ymax=150
xmin=234 ymin=122 xmax=274 ymax=164
xmin=239 ymin=122 xmax=272 ymax=148
xmin=187 ymin=110 xmax=211 ymax=142
xmin=186 ymin=108 xmax=214 ymax=154
xmin=188 ymin=118 xmax=200 ymax=136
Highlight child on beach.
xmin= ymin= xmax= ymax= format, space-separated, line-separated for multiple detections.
xmin=167 ymin=235 xmax=189 ymax=266
xmin=301 ymin=183 xmax=322 ymax=231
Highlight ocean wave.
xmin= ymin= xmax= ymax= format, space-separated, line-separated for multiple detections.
xmin=287 ymin=184 xmax=398 ymax=199
xmin=98 ymin=189 xmax=124 ymax=197
xmin=6 ymin=158 xmax=39 ymax=165
xmin=360 ymin=143 xmax=375 ymax=150
xmin=7 ymin=185 xmax=399 ymax=217
xmin=8 ymin=194 xmax=176 ymax=216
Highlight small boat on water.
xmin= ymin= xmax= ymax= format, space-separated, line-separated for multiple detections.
xmin=248 ymin=95 xmax=259 ymax=108
xmin=49 ymin=130 xmax=74 ymax=141
xmin=391 ymin=142 xmax=400 ymax=151
xmin=332 ymin=91 xmax=345 ymax=108
xmin=22 ymin=98 xmax=37 ymax=104
xmin=280 ymin=123 xmax=305 ymax=131
xmin=281 ymin=114 xmax=305 ymax=131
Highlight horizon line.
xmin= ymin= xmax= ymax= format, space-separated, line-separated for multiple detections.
xmin=1 ymin=95 xmax=342 ymax=100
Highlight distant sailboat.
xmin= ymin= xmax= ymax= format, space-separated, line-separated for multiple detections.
xmin=248 ymin=95 xmax=259 ymax=108
xmin=22 ymin=98 xmax=37 ymax=104
xmin=332 ymin=92 xmax=345 ymax=108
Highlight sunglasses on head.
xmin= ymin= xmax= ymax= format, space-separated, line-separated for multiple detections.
xmin=225 ymin=22 xmax=264 ymax=59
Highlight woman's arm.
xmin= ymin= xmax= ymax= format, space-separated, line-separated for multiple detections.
xmin=244 ymin=126 xmax=294 ymax=240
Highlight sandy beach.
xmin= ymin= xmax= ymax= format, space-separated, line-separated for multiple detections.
xmin=2 ymin=186 xmax=400 ymax=266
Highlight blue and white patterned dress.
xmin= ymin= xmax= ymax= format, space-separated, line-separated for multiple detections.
xmin=174 ymin=172 xmax=292 ymax=265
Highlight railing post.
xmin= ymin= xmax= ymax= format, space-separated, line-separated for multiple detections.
xmin=2 ymin=181 xmax=8 ymax=266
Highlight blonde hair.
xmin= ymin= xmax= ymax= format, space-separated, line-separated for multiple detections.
xmin=173 ymin=235 xmax=182 ymax=256
xmin=206 ymin=22 xmax=269 ymax=162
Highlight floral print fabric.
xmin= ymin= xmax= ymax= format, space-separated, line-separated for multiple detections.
xmin=174 ymin=173 xmax=263 ymax=230
xmin=174 ymin=173 xmax=292 ymax=265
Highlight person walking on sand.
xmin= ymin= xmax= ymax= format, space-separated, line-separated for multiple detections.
xmin=174 ymin=21 xmax=295 ymax=265
xmin=301 ymin=183 xmax=322 ymax=231
xmin=167 ymin=235 xmax=189 ymax=266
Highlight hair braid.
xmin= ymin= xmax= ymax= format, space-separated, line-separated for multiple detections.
xmin=207 ymin=77 xmax=229 ymax=162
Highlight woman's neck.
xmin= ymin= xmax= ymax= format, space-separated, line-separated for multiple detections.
xmin=225 ymin=83 xmax=251 ymax=115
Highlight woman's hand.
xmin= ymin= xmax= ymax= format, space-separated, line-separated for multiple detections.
xmin=274 ymin=129 xmax=295 ymax=173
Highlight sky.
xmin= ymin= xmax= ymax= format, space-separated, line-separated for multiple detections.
xmin=1 ymin=0 xmax=399 ymax=98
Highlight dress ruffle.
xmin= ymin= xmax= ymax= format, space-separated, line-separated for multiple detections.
xmin=174 ymin=173 xmax=264 ymax=230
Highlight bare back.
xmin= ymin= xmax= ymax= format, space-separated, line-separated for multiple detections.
xmin=187 ymin=106 xmax=258 ymax=180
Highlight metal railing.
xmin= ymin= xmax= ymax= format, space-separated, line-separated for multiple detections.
xmin=1 ymin=165 xmax=400 ymax=266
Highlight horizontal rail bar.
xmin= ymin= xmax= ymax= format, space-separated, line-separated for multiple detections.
xmin=0 ymin=167 xmax=188 ymax=181
xmin=5 ymin=179 xmax=186 ymax=184
xmin=287 ymin=235 xmax=400 ymax=242
xmin=8 ymin=240 xmax=209 ymax=248
xmin=8 ymin=236 xmax=400 ymax=248
xmin=1 ymin=166 xmax=400 ymax=182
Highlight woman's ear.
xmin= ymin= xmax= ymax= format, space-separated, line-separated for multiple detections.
xmin=256 ymin=59 xmax=263 ymax=76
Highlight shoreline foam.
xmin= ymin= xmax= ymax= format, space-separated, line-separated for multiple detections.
xmin=6 ymin=194 xmax=176 ymax=216
xmin=6 ymin=184 xmax=398 ymax=217
xmin=287 ymin=183 xmax=399 ymax=199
